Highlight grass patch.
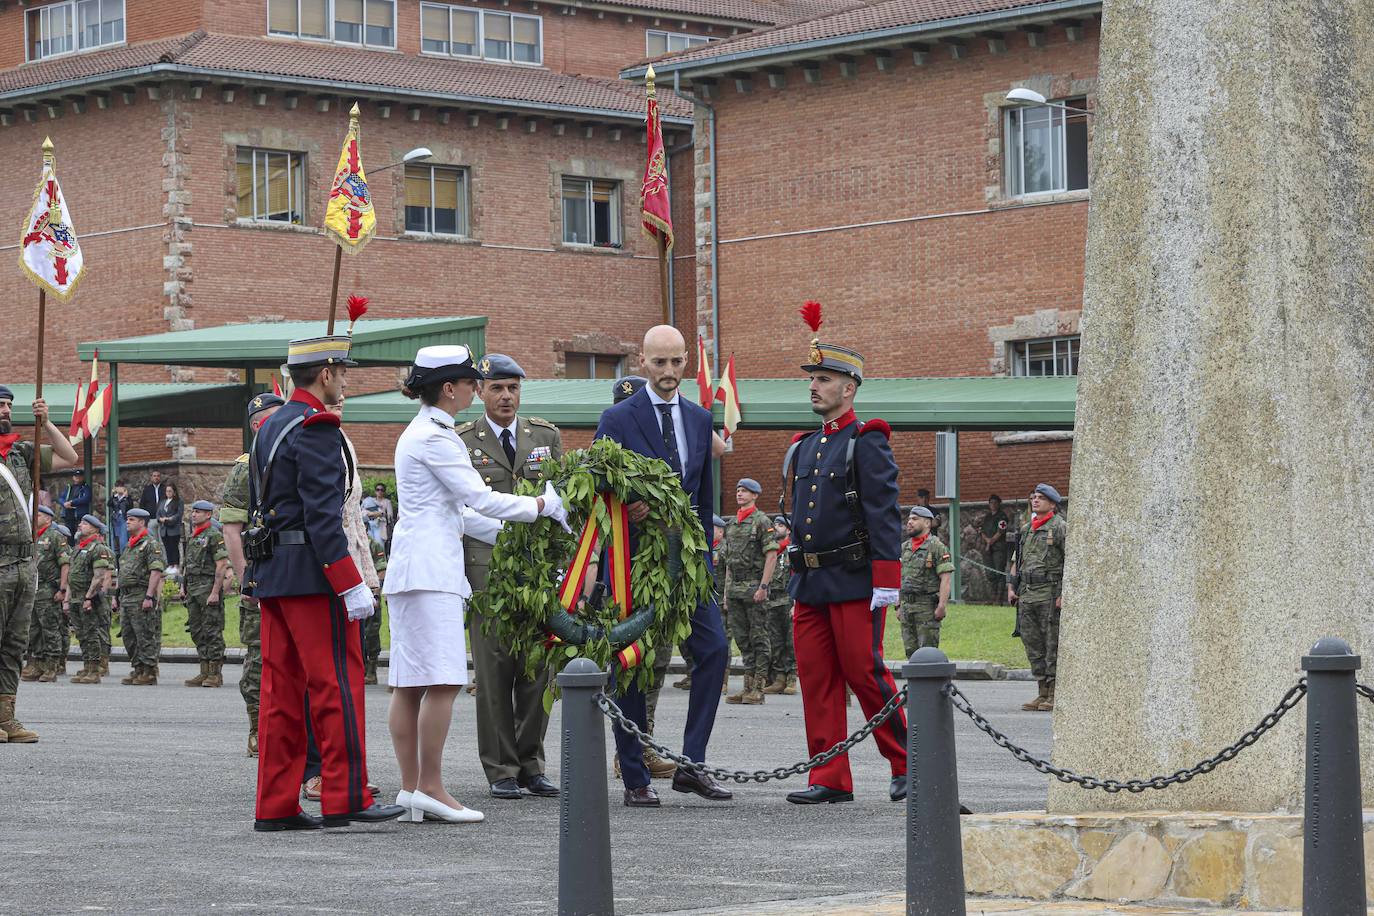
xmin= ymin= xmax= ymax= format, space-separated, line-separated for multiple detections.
xmin=157 ymin=597 xmax=393 ymax=650
xmin=882 ymin=602 xmax=1028 ymax=668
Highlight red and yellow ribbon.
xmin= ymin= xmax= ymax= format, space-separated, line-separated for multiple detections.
xmin=554 ymin=493 xmax=643 ymax=665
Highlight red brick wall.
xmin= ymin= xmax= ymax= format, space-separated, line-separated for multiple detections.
xmin=0 ymin=0 xmax=208 ymax=69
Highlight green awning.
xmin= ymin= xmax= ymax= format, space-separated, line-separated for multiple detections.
xmin=5 ymin=383 xmax=246 ymax=428
xmin=77 ymin=317 xmax=486 ymax=368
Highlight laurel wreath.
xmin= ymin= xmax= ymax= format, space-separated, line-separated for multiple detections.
xmin=469 ymin=437 xmax=712 ymax=701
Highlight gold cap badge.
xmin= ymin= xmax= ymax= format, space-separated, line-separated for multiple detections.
xmin=479 ymin=357 xmax=491 ymax=375
xmin=809 ymin=339 xmax=823 ymax=366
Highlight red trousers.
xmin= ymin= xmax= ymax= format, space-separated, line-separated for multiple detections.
xmin=793 ymin=598 xmax=908 ymax=793
xmin=256 ymin=594 xmax=374 ymax=819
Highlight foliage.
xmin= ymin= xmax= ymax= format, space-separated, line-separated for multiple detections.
xmin=469 ymin=438 xmax=711 ymax=699
xmin=361 ymin=473 xmax=398 ymax=502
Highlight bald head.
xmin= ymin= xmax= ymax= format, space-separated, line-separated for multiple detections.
xmin=640 ymin=324 xmax=688 ymax=399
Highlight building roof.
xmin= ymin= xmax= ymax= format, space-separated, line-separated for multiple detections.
xmin=0 ymin=31 xmax=694 ymax=122
xmin=624 ymin=0 xmax=1099 ymax=75
xmin=6 ymin=382 xmax=247 ymax=428
xmin=585 ymin=0 xmax=863 ymax=25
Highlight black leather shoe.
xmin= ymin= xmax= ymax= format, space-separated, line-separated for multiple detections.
xmin=321 ymin=803 xmax=406 ymax=827
xmin=671 ymin=768 xmax=733 ymax=801
xmin=489 ymin=778 xmax=523 ymax=800
xmin=519 ymin=774 xmax=560 ymax=798
xmin=254 ymin=811 xmax=324 ymax=832
xmin=889 ymin=774 xmax=907 ymax=802
xmin=786 ymin=785 xmax=854 ymax=805
xmin=623 ymin=786 xmax=661 ymax=808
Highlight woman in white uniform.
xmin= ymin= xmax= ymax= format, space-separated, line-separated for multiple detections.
xmin=384 ymin=345 xmax=569 ymax=823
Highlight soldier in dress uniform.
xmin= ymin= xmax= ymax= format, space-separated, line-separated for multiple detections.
xmin=1008 ymin=483 xmax=1067 ymax=712
xmin=781 ymin=317 xmax=908 ymax=805
xmin=899 ymin=505 xmax=953 ymax=655
xmin=179 ymin=500 xmax=229 ymax=688
xmin=68 ymin=514 xmax=114 ymax=684
xmin=458 ymin=353 xmax=562 ymax=801
xmin=119 ymin=508 xmax=166 ymax=686
xmin=22 ymin=506 xmax=69 ymax=683
xmin=0 ymin=388 xmax=78 ymax=742
xmin=722 ymin=478 xmax=778 ymax=706
xmin=760 ymin=515 xmax=796 ymax=695
xmin=220 ymin=392 xmax=283 ymax=756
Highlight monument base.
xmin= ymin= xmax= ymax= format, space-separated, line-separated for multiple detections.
xmin=962 ymin=811 xmax=1374 ymax=910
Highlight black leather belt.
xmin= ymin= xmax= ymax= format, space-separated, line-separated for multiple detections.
xmin=276 ymin=531 xmax=308 ymax=546
xmin=0 ymin=543 xmax=33 ymax=560
xmin=790 ymin=541 xmax=867 ymax=569
xmin=1021 ymin=571 xmax=1057 ymax=587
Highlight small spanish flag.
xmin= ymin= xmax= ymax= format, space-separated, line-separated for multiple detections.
xmin=715 ymin=354 xmax=742 ymax=440
xmin=323 ymin=102 xmax=376 ymax=254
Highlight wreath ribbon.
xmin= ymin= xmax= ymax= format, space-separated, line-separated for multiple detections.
xmin=552 ymin=493 xmax=648 ymax=670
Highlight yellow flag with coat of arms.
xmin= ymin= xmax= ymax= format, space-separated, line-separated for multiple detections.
xmin=324 ymin=102 xmax=376 ymax=253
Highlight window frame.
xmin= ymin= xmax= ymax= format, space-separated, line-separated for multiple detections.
xmin=1009 ymin=335 xmax=1080 ymax=378
xmin=26 ymin=0 xmax=125 ymax=62
xmin=403 ymin=164 xmax=470 ymax=238
xmin=645 ymin=29 xmax=710 ymax=56
xmin=235 ymin=148 xmax=308 ymax=226
xmin=560 ymin=176 xmax=622 ymax=249
xmin=266 ymin=0 xmax=397 ymax=49
xmin=565 ymin=352 xmax=626 ymax=380
xmin=419 ymin=1 xmax=543 ymax=66
xmin=1003 ymin=97 xmax=1088 ymax=199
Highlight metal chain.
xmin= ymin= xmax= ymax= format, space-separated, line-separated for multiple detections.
xmin=1357 ymin=684 xmax=1374 ymax=704
xmin=945 ymin=679 xmax=1308 ymax=793
xmin=594 ymin=686 xmax=908 ymax=784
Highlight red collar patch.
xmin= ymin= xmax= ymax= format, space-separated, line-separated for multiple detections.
xmin=822 ymin=408 xmax=857 ymax=435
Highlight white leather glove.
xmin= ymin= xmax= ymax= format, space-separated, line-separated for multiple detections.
xmin=870 ymin=588 xmax=900 ymax=612
xmin=342 ymin=582 xmax=375 ymax=621
xmin=539 ymin=481 xmax=572 ymax=533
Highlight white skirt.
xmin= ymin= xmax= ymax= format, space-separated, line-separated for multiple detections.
xmin=386 ymin=589 xmax=469 ymax=688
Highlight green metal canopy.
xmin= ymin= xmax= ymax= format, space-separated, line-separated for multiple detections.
xmin=5 ymin=383 xmax=245 ymax=428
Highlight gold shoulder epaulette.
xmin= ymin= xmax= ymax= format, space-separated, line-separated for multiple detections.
xmin=527 ymin=416 xmax=557 ymax=429
xmin=235 ymin=453 xmax=250 ymax=463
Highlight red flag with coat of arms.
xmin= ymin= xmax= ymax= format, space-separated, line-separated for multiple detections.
xmin=639 ymin=66 xmax=674 ymax=252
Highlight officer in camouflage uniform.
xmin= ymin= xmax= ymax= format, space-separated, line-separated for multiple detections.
xmin=118 ymin=508 xmax=166 ymax=686
xmin=0 ymin=388 xmax=78 ymax=743
xmin=22 ymin=506 xmax=69 ymax=683
xmin=980 ymin=495 xmax=1010 ymax=604
xmin=899 ymin=505 xmax=953 ymax=655
xmin=1008 ymin=483 xmax=1067 ymax=712
xmin=221 ymin=392 xmax=283 ymax=756
xmin=722 ymin=477 xmax=779 ymax=706
xmin=180 ymin=500 xmax=229 ymax=688
xmin=68 ymin=515 xmax=114 ymax=684
xmin=760 ymin=515 xmax=797 ymax=695
xmin=363 ymin=536 xmax=386 ymax=684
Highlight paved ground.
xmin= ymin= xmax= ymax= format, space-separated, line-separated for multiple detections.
xmin=5 ymin=663 xmax=1053 ymax=915
xmin=665 ymin=895 xmax=1299 ymax=915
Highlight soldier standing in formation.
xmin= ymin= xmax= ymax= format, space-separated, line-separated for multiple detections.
xmin=759 ymin=515 xmax=796 ymax=695
xmin=22 ymin=505 xmax=69 ymax=683
xmin=119 ymin=508 xmax=166 ymax=686
xmin=898 ymin=505 xmax=953 ymax=655
xmin=1008 ymin=483 xmax=1067 ymax=712
xmin=363 ymin=536 xmax=386 ymax=684
xmin=980 ymin=494 xmax=1010 ymax=604
xmin=458 ymin=354 xmax=562 ymax=801
xmin=180 ymin=500 xmax=229 ymax=688
xmin=221 ymin=392 xmax=284 ymax=756
xmin=722 ymin=477 xmax=778 ymax=706
xmin=68 ymin=514 xmax=114 ymax=684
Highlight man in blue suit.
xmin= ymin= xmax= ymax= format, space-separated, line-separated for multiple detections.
xmin=595 ymin=325 xmax=732 ymax=808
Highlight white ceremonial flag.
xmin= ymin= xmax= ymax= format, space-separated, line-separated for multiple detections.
xmin=19 ymin=137 xmax=84 ymax=301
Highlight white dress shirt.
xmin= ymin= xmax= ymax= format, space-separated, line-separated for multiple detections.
xmin=485 ymin=414 xmax=518 ymax=456
xmin=646 ymin=387 xmax=690 ymax=474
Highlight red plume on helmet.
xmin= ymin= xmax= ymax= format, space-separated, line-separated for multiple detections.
xmin=345 ymin=294 xmax=369 ymax=335
xmin=800 ymin=300 xmax=823 ymax=333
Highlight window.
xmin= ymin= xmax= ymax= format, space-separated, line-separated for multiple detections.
xmin=566 ymin=353 xmax=624 ymax=380
xmin=1004 ymin=97 xmax=1088 ymax=197
xmin=267 ymin=0 xmax=393 ymax=47
xmin=420 ymin=3 xmax=540 ymax=64
xmin=27 ymin=0 xmax=124 ymax=61
xmin=404 ymin=165 xmax=468 ymax=236
xmin=561 ymin=177 xmax=621 ymax=247
xmin=236 ymin=149 xmax=306 ymax=224
xmin=1010 ymin=336 xmax=1079 ymax=377
xmin=646 ymin=30 xmax=710 ymax=57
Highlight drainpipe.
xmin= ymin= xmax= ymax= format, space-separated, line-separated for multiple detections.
xmin=665 ymin=136 xmax=695 ymax=330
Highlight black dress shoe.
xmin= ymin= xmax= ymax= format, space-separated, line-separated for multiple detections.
xmin=786 ymin=785 xmax=854 ymax=805
xmin=889 ymin=774 xmax=907 ymax=802
xmin=519 ymin=774 xmax=560 ymax=798
xmin=623 ymin=786 xmax=661 ymax=808
xmin=671 ymin=768 xmax=733 ymax=801
xmin=254 ymin=811 xmax=324 ymax=832
xmin=321 ymin=803 xmax=406 ymax=827
xmin=489 ymin=778 xmax=523 ymax=800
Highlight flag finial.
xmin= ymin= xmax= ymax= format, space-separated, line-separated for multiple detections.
xmin=41 ymin=137 xmax=54 ymax=166
xmin=349 ymin=101 xmax=361 ymax=121
xmin=646 ymin=65 xmax=656 ymax=98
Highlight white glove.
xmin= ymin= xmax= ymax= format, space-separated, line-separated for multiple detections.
xmin=539 ymin=481 xmax=572 ymax=533
xmin=342 ymin=582 xmax=375 ymax=621
xmin=870 ymin=588 xmax=900 ymax=612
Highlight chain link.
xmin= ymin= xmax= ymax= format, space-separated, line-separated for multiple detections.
xmin=944 ymin=679 xmax=1307 ymax=793
xmin=594 ymin=686 xmax=908 ymax=784
xmin=1356 ymin=683 xmax=1374 ymax=704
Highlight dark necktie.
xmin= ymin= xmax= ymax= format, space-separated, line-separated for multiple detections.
xmin=500 ymin=429 xmax=517 ymax=466
xmin=656 ymin=403 xmax=683 ymax=477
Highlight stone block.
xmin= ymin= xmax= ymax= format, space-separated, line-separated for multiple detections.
xmin=1170 ymin=830 xmax=1246 ymax=901
xmin=1249 ymin=832 xmax=1301 ymax=910
xmin=1066 ymin=831 xmax=1169 ymax=901
xmin=962 ymin=824 xmax=1077 ymax=897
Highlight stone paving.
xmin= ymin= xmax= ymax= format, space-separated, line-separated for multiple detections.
xmin=655 ymin=894 xmax=1301 ymax=914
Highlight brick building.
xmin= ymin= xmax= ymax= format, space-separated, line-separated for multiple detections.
xmin=630 ymin=0 xmax=1101 ymax=505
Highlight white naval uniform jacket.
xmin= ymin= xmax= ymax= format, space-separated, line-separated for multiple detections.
xmin=383 ymin=403 xmax=537 ymax=598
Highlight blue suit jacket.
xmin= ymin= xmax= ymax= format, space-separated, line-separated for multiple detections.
xmin=594 ymin=387 xmax=714 ymax=553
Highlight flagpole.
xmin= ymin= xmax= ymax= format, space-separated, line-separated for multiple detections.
xmin=327 ymin=245 xmax=342 ymax=335
xmin=658 ymin=235 xmax=670 ymax=326
xmin=32 ymin=286 xmax=45 ymax=534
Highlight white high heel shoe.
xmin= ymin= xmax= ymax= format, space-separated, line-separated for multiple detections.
xmin=410 ymin=790 xmax=484 ymax=824
xmin=396 ymin=790 xmax=423 ymax=823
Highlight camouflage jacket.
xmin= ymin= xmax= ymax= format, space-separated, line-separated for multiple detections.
xmin=722 ymin=507 xmax=779 ymax=585
xmin=369 ymin=537 xmax=387 ymax=577
xmin=69 ymin=534 xmax=113 ymax=595
xmin=183 ymin=522 xmax=228 ymax=590
xmin=218 ymin=454 xmax=250 ymax=526
xmin=767 ymin=539 xmax=791 ymax=603
xmin=118 ymin=531 xmax=166 ymax=603
xmin=34 ymin=522 xmax=70 ymax=587
xmin=0 ymin=440 xmax=51 ymax=564
xmin=1016 ymin=513 xmax=1067 ymax=597
xmin=901 ymin=534 xmax=953 ymax=598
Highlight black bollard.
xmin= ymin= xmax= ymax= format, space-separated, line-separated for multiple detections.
xmin=903 ymin=647 xmax=966 ymax=916
xmin=557 ymin=658 xmax=614 ymax=916
xmin=1301 ymin=637 xmax=1366 ymax=915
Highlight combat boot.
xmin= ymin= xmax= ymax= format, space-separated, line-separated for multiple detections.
xmin=644 ymin=749 xmax=678 ymax=779
xmin=725 ymin=673 xmax=753 ymax=704
xmin=37 ymin=659 xmax=57 ymax=683
xmin=672 ymin=673 xmax=692 ymax=690
xmin=363 ymin=660 xmax=378 ymax=685
xmin=1021 ymin=680 xmax=1047 ymax=712
xmin=202 ymin=661 xmax=223 ymax=688
xmin=1037 ymin=682 xmax=1055 ymax=712
xmin=100 ymin=653 xmax=110 ymax=676
xmin=121 ymin=665 xmax=141 ymax=686
xmin=0 ymin=695 xmax=39 ymax=743
xmin=760 ymin=674 xmax=786 ymax=695
xmin=136 ymin=665 xmax=159 ymax=686
xmin=782 ymin=675 xmax=798 ymax=695
xmin=20 ymin=660 xmax=39 ymax=681
xmin=185 ymin=660 xmax=208 ymax=687
xmin=247 ymin=704 xmax=259 ymax=757
xmin=79 ymin=661 xmax=102 ymax=684
xmin=742 ymin=677 xmax=766 ymax=705
xmin=69 ymin=662 xmax=93 ymax=684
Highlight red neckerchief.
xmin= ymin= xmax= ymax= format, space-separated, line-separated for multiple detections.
xmin=290 ymin=388 xmax=326 ymax=411
xmin=191 ymin=522 xmax=211 ymax=538
xmin=909 ymin=533 xmax=929 ymax=552
xmin=777 ymin=537 xmax=790 ymax=552
xmin=0 ymin=432 xmax=21 ymax=459
xmin=36 ymin=523 xmax=50 ymax=539
xmin=128 ymin=529 xmax=149 ymax=549
xmin=822 ymin=408 xmax=857 ymax=435
xmin=736 ymin=505 xmax=757 ymax=523
xmin=78 ymin=534 xmax=99 ymax=550
xmin=713 ymin=536 xmax=722 ymax=549
xmin=1031 ymin=511 xmax=1055 ymax=531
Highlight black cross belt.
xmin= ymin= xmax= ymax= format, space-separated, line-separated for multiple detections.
xmin=789 ymin=541 xmax=867 ymax=569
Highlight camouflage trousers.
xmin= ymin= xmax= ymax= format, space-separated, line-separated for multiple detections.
xmin=643 ymin=643 xmax=673 ymax=735
xmin=27 ymin=589 xmax=65 ymax=660
xmin=74 ymin=594 xmax=111 ymax=663
xmin=725 ymin=585 xmax=771 ymax=681
xmin=184 ymin=588 xmax=225 ymax=662
xmin=120 ymin=599 xmax=162 ymax=670
xmin=239 ymin=602 xmax=261 ymax=709
xmin=362 ymin=600 xmax=384 ymax=664
xmin=899 ymin=594 xmax=942 ymax=657
xmin=1017 ymin=593 xmax=1060 ymax=683
xmin=0 ymin=560 xmax=36 ymax=695
xmin=764 ymin=598 xmax=795 ymax=679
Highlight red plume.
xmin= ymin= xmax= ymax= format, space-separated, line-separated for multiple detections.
xmin=800 ymin=300 xmax=823 ymax=333
xmin=347 ymin=295 xmax=369 ymax=323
